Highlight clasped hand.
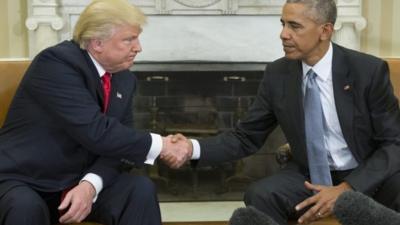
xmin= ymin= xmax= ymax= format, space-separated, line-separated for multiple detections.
xmin=160 ymin=133 xmax=193 ymax=169
xmin=295 ymin=181 xmax=352 ymax=224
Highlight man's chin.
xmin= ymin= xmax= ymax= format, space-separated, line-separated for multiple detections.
xmin=123 ymin=61 xmax=135 ymax=69
xmin=284 ymin=52 xmax=301 ymax=60
xmin=111 ymin=63 xmax=135 ymax=73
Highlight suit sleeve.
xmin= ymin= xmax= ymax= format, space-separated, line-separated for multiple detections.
xmin=24 ymin=51 xmax=151 ymax=166
xmin=344 ymin=60 xmax=400 ymax=194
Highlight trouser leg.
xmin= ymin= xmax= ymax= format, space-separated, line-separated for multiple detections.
xmin=244 ymin=165 xmax=312 ymax=225
xmin=0 ymin=181 xmax=51 ymax=225
xmin=87 ymin=174 xmax=162 ymax=225
xmin=373 ymin=171 xmax=400 ymax=211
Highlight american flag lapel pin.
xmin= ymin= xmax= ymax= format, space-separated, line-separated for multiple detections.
xmin=116 ymin=92 xmax=122 ymax=99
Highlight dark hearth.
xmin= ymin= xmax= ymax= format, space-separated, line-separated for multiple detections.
xmin=131 ymin=64 xmax=286 ymax=202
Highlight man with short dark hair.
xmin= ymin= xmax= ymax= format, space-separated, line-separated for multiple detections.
xmin=170 ymin=0 xmax=400 ymax=224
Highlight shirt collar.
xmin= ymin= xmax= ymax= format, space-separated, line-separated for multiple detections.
xmin=88 ymin=52 xmax=107 ymax=78
xmin=302 ymin=42 xmax=333 ymax=82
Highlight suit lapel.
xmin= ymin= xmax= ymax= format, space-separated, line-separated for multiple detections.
xmin=286 ymin=60 xmax=309 ymax=163
xmin=107 ymin=74 xmax=119 ymax=115
xmin=107 ymin=71 xmax=127 ymax=117
xmin=287 ymin=60 xmax=305 ymax=134
xmin=82 ymin=50 xmax=106 ymax=110
xmin=332 ymin=44 xmax=356 ymax=152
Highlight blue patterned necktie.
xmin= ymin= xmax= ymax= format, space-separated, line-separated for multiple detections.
xmin=304 ymin=69 xmax=332 ymax=186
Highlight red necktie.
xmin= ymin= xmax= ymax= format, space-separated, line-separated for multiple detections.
xmin=101 ymin=72 xmax=112 ymax=113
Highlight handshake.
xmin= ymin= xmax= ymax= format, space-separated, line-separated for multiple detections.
xmin=160 ymin=133 xmax=193 ymax=169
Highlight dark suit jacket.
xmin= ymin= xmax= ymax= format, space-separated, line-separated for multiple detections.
xmin=0 ymin=41 xmax=151 ymax=193
xmin=199 ymin=43 xmax=400 ymax=194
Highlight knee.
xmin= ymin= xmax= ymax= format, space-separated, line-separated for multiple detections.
xmin=392 ymin=193 xmax=400 ymax=211
xmin=12 ymin=192 xmax=46 ymax=212
xmin=125 ymin=175 xmax=157 ymax=200
xmin=133 ymin=175 xmax=156 ymax=192
xmin=244 ymin=181 xmax=280 ymax=206
xmin=2 ymin=187 xmax=48 ymax=218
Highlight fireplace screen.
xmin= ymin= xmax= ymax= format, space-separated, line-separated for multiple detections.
xmin=132 ymin=67 xmax=286 ymax=201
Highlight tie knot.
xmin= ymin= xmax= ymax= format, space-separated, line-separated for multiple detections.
xmin=307 ymin=69 xmax=317 ymax=80
xmin=102 ymin=72 xmax=111 ymax=81
xmin=101 ymin=72 xmax=111 ymax=90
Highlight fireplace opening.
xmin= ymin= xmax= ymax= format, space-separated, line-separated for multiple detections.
xmin=131 ymin=64 xmax=286 ymax=202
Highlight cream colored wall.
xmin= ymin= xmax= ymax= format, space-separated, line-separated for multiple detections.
xmin=0 ymin=0 xmax=399 ymax=59
xmin=0 ymin=0 xmax=28 ymax=59
xmin=361 ymin=0 xmax=400 ymax=57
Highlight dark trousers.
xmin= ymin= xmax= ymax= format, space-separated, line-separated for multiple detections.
xmin=0 ymin=174 xmax=161 ymax=225
xmin=243 ymin=163 xmax=400 ymax=225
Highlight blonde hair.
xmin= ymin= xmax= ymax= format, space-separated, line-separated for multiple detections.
xmin=73 ymin=0 xmax=147 ymax=49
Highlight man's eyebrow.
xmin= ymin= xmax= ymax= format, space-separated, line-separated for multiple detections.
xmin=280 ymin=18 xmax=302 ymax=25
xmin=287 ymin=20 xmax=303 ymax=27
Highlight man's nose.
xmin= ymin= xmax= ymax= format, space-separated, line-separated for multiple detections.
xmin=280 ymin=26 xmax=290 ymax=40
xmin=132 ymin=39 xmax=142 ymax=53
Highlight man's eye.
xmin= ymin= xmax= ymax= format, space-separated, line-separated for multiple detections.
xmin=290 ymin=24 xmax=301 ymax=30
xmin=124 ymin=37 xmax=136 ymax=43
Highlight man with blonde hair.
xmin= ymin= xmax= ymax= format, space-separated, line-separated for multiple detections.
xmin=0 ymin=0 xmax=191 ymax=225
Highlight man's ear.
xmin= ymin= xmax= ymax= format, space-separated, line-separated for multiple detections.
xmin=89 ymin=39 xmax=104 ymax=53
xmin=320 ymin=23 xmax=334 ymax=41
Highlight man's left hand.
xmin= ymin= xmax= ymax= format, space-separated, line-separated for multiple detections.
xmin=58 ymin=181 xmax=96 ymax=224
xmin=296 ymin=181 xmax=352 ymax=224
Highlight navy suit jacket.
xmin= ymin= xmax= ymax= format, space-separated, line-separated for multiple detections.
xmin=0 ymin=41 xmax=151 ymax=193
xmin=199 ymin=43 xmax=400 ymax=194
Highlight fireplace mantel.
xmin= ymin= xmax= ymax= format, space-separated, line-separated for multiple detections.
xmin=130 ymin=61 xmax=266 ymax=72
xmin=26 ymin=0 xmax=366 ymax=61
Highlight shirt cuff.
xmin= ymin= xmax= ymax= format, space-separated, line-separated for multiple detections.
xmin=190 ymin=139 xmax=201 ymax=160
xmin=145 ymin=133 xmax=162 ymax=165
xmin=81 ymin=173 xmax=103 ymax=202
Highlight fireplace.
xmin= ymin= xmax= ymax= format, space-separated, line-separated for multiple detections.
xmin=131 ymin=62 xmax=287 ymax=201
xmin=25 ymin=0 xmax=367 ymax=203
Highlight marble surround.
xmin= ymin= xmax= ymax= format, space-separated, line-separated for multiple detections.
xmin=26 ymin=0 xmax=366 ymax=62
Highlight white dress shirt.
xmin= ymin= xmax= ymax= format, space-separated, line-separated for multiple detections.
xmin=302 ymin=43 xmax=358 ymax=171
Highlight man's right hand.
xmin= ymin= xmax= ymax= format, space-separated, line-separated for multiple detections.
xmin=160 ymin=133 xmax=193 ymax=169
xmin=58 ymin=181 xmax=95 ymax=224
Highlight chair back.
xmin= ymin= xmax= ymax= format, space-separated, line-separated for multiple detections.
xmin=387 ymin=58 xmax=400 ymax=99
xmin=0 ymin=60 xmax=30 ymax=127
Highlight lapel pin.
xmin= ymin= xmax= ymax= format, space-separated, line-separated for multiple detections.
xmin=116 ymin=92 xmax=122 ymax=99
xmin=344 ymin=85 xmax=351 ymax=91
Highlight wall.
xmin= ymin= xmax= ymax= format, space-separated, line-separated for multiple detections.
xmin=361 ymin=0 xmax=400 ymax=57
xmin=0 ymin=0 xmax=28 ymax=59
xmin=0 ymin=0 xmax=399 ymax=59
